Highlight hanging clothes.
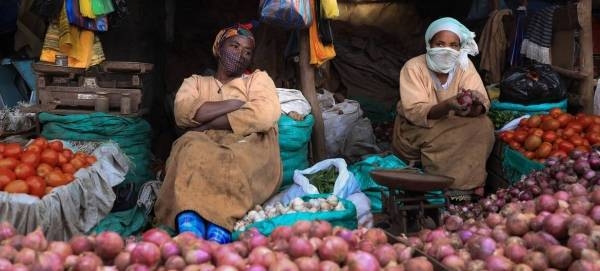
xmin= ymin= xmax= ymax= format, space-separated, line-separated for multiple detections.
xmin=321 ymin=0 xmax=339 ymax=19
xmin=14 ymin=0 xmax=48 ymax=58
xmin=40 ymin=4 xmax=105 ymax=68
xmin=520 ymin=5 xmax=559 ymax=64
xmin=79 ymin=0 xmax=96 ymax=19
xmin=66 ymin=0 xmax=108 ymax=31
xmin=29 ymin=0 xmax=63 ymax=20
xmin=92 ymin=0 xmax=114 ymax=16
xmin=506 ymin=7 xmax=527 ymax=68
xmin=309 ymin=0 xmax=335 ymax=66
xmin=107 ymin=0 xmax=128 ymax=28
xmin=478 ymin=9 xmax=512 ymax=83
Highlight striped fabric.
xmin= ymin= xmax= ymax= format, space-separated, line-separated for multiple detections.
xmin=520 ymin=5 xmax=559 ymax=64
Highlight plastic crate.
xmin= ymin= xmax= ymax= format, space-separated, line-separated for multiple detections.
xmin=501 ymin=144 xmax=545 ymax=183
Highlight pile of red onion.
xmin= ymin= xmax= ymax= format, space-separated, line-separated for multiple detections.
xmin=0 ymin=220 xmax=436 ymax=271
xmin=419 ymin=149 xmax=600 ymax=270
xmin=449 ymin=148 xmax=600 ymax=219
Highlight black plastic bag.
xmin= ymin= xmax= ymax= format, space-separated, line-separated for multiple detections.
xmin=499 ymin=63 xmax=566 ymax=105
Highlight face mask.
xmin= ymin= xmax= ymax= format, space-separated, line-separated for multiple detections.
xmin=426 ymin=47 xmax=460 ymax=74
xmin=219 ymin=45 xmax=250 ymax=76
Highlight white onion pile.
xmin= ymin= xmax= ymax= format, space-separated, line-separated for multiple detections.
xmin=234 ymin=195 xmax=344 ymax=231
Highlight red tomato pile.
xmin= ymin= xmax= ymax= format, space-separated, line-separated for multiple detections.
xmin=0 ymin=137 xmax=97 ymax=197
xmin=498 ymin=108 xmax=600 ymax=163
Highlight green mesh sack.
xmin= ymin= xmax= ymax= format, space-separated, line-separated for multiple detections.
xmin=39 ymin=112 xmax=153 ymax=237
xmin=232 ymin=194 xmax=357 ymax=240
xmin=348 ymin=154 xmax=408 ymax=213
xmin=90 ymin=206 xmax=148 ymax=237
xmin=39 ymin=112 xmax=153 ymax=192
xmin=502 ymin=144 xmax=544 ymax=183
xmin=278 ymin=114 xmax=313 ymax=189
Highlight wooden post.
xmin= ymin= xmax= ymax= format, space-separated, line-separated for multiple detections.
xmin=578 ymin=0 xmax=594 ymax=113
xmin=298 ymin=28 xmax=327 ymax=162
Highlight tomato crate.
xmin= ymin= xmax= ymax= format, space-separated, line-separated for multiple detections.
xmin=501 ymin=144 xmax=545 ymax=183
xmin=32 ymin=61 xmax=152 ymax=116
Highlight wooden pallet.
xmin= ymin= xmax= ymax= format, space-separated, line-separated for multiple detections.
xmin=23 ymin=105 xmax=148 ymax=117
xmin=32 ymin=61 xmax=151 ymax=116
xmin=37 ymin=86 xmax=142 ymax=115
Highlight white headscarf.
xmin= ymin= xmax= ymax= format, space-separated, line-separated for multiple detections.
xmin=424 ymin=17 xmax=479 ymax=72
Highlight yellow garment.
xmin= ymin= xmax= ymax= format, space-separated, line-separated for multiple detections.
xmin=309 ymin=0 xmax=335 ymax=66
xmin=154 ymin=70 xmax=283 ymax=231
xmin=321 ymin=0 xmax=339 ymax=19
xmin=79 ymin=0 xmax=96 ymax=18
xmin=40 ymin=6 xmax=105 ymax=68
xmin=392 ymin=54 xmax=495 ymax=190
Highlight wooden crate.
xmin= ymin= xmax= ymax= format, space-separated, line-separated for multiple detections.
xmin=32 ymin=61 xmax=151 ymax=116
xmin=37 ymin=86 xmax=142 ymax=115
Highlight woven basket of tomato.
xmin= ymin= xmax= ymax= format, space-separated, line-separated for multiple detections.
xmin=0 ymin=137 xmax=97 ymax=198
xmin=498 ymin=108 xmax=600 ymax=163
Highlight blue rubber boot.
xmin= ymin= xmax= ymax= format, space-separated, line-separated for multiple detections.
xmin=176 ymin=211 xmax=206 ymax=239
xmin=206 ymin=223 xmax=231 ymax=244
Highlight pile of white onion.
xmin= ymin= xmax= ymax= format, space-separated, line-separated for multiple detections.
xmin=234 ymin=195 xmax=344 ymax=231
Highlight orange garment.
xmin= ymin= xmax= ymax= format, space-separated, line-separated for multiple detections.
xmin=309 ymin=0 xmax=335 ymax=66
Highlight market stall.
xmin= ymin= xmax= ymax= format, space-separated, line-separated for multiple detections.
xmin=1 ymin=0 xmax=599 ymax=270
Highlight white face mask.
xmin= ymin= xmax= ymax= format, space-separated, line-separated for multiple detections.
xmin=426 ymin=47 xmax=460 ymax=74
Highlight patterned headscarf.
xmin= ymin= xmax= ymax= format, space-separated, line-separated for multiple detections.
xmin=212 ymin=24 xmax=255 ymax=57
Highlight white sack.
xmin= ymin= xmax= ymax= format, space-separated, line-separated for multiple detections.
xmin=0 ymin=142 xmax=129 ymax=241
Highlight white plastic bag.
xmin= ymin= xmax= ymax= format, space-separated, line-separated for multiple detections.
xmin=280 ymin=158 xmax=361 ymax=204
xmin=499 ymin=114 xmax=530 ymax=132
xmin=341 ymin=117 xmax=380 ymax=162
xmin=322 ymin=100 xmax=363 ymax=158
xmin=346 ymin=192 xmax=373 ymax=228
xmin=277 ymin=88 xmax=312 ymax=117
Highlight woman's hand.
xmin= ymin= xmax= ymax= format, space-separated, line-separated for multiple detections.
xmin=190 ymin=115 xmax=233 ymax=132
xmin=428 ymin=95 xmax=467 ymax=119
xmin=456 ymin=89 xmax=487 ymax=117
xmin=468 ymin=90 xmax=488 ymax=106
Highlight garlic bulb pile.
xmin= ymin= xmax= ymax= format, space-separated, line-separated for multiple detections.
xmin=234 ymin=195 xmax=344 ymax=231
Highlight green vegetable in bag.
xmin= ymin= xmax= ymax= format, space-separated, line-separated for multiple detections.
xmin=305 ymin=168 xmax=337 ymax=193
